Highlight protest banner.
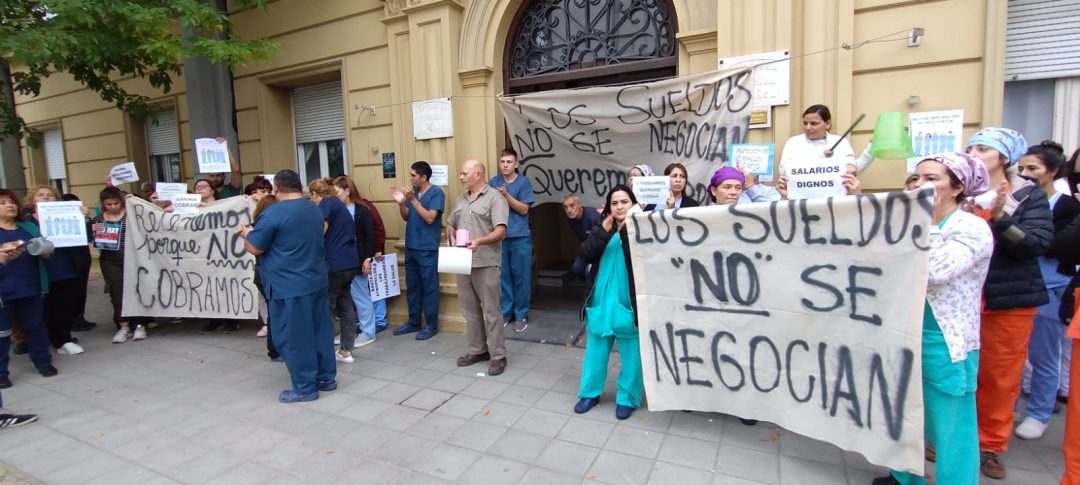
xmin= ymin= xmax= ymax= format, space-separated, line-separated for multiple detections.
xmin=37 ymin=201 xmax=88 ymax=248
xmin=786 ymin=159 xmax=845 ymax=200
xmin=171 ymin=194 xmax=201 ymax=214
xmin=625 ymin=189 xmax=931 ymax=474
xmin=631 ymin=176 xmax=670 ymax=206
xmin=109 ymin=162 xmax=140 ymax=186
xmin=729 ymin=144 xmax=774 ymax=177
xmin=368 ymin=253 xmax=401 ymax=301
xmin=195 ymin=138 xmax=230 ymax=174
xmin=497 ymin=68 xmax=753 ymax=207
xmin=155 ymin=182 xmax=188 ymax=201
xmin=123 ymin=196 xmax=257 ymax=319
xmin=907 ymin=110 xmax=964 ymax=172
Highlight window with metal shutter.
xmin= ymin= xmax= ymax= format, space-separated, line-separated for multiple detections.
xmin=145 ymin=109 xmax=180 ymax=156
xmin=43 ymin=129 xmax=67 ymax=180
xmin=1006 ymin=0 xmax=1080 ymax=81
xmin=292 ymin=81 xmax=345 ymax=144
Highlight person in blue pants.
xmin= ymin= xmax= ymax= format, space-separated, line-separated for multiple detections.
xmin=239 ymin=170 xmax=337 ymax=403
xmin=390 ymin=161 xmax=445 ymax=340
xmin=490 ymin=148 xmax=535 ymax=334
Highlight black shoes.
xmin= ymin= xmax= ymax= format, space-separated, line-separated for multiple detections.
xmin=38 ymin=366 xmax=58 ymax=378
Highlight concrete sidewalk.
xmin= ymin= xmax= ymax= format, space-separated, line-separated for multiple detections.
xmin=0 ymin=275 xmax=1066 ymax=484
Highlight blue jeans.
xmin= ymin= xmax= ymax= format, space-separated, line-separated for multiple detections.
xmin=571 ymin=256 xmax=588 ymax=276
xmin=1026 ymin=285 xmax=1067 ymax=423
xmin=350 ymin=274 xmax=376 ymax=339
xmin=0 ymin=294 xmax=52 ymax=379
xmin=500 ymin=236 xmax=531 ymax=321
xmin=374 ymin=299 xmax=387 ymax=330
xmin=405 ymin=249 xmax=439 ymax=329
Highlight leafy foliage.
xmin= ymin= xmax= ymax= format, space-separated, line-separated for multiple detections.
xmin=0 ymin=0 xmax=278 ymax=141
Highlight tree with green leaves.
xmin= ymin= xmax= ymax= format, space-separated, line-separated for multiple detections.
xmin=0 ymin=0 xmax=277 ymax=142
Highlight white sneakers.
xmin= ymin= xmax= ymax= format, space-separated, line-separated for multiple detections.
xmin=256 ymin=326 xmax=268 ymax=338
xmin=1014 ymin=416 xmax=1049 ymax=440
xmin=58 ymin=342 xmax=84 ymax=355
xmin=335 ymin=350 xmax=354 ymax=364
xmin=354 ymin=335 xmax=375 ymax=350
xmin=132 ymin=325 xmax=147 ymax=341
xmin=112 ymin=328 xmax=130 ymax=344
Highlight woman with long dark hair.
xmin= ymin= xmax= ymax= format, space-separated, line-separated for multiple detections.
xmin=91 ymin=187 xmax=153 ymax=343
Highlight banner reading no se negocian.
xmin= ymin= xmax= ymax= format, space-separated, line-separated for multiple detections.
xmin=627 ymin=190 xmax=932 ymax=474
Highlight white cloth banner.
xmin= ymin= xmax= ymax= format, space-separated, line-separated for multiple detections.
xmin=368 ymin=253 xmax=401 ymax=301
xmin=497 ymin=68 xmax=753 ymax=207
xmin=123 ymin=196 xmax=258 ymax=319
xmin=626 ymin=190 xmax=932 ymax=474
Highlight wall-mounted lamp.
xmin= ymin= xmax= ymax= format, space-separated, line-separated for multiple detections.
xmin=908 ymin=28 xmax=924 ymax=48
xmin=907 ymin=95 xmax=921 ymax=107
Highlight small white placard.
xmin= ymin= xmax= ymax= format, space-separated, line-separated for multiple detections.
xmin=412 ymin=97 xmax=454 ymax=140
xmin=430 ymin=165 xmax=449 ymax=186
xmin=37 ymin=201 xmax=88 ymax=248
xmin=786 ymin=160 xmax=846 ymax=200
xmin=171 ymin=194 xmax=201 ymax=214
xmin=109 ymin=162 xmax=139 ymax=186
xmin=906 ymin=109 xmax=964 ymax=172
xmin=730 ymin=144 xmax=775 ymax=177
xmin=195 ymin=138 xmax=230 ymax=174
xmin=631 ymin=176 xmax=671 ymax=206
xmin=368 ymin=253 xmax=401 ymax=301
xmin=155 ymin=182 xmax=188 ymax=201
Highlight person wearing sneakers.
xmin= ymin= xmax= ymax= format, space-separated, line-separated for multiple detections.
xmin=238 ymin=169 xmax=337 ymax=403
xmin=447 ymin=159 xmax=509 ymax=376
xmin=91 ymin=187 xmax=152 ymax=344
xmin=308 ymin=178 xmax=361 ymax=365
xmin=0 ymin=189 xmax=58 ymax=389
xmin=1015 ymin=141 xmax=1080 ymax=442
xmin=490 ymin=148 xmax=535 ymax=334
xmin=333 ymin=176 xmax=377 ymax=350
xmin=0 ymin=243 xmax=38 ymax=428
xmin=390 ymin=161 xmax=445 ymax=340
xmin=24 ymin=185 xmax=85 ymax=356
xmin=572 ymin=184 xmax=643 ymax=421
xmin=965 ymin=128 xmax=1054 ymax=479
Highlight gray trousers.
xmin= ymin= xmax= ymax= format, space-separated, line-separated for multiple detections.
xmin=457 ymin=266 xmax=506 ymax=360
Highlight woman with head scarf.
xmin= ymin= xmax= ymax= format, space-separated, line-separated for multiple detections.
xmin=963 ymin=127 xmax=1054 ymax=479
xmin=873 ymin=153 xmax=994 ymax=485
xmin=708 ymin=166 xmax=745 ymax=206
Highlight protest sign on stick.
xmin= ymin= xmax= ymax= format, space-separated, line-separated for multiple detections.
xmin=195 ymin=138 xmax=230 ymax=174
xmin=626 ymin=189 xmax=932 ymax=474
xmin=368 ymin=253 xmax=401 ymax=301
xmin=109 ymin=162 xmax=140 ymax=186
xmin=123 ymin=196 xmax=257 ymax=319
xmin=37 ymin=201 xmax=88 ymax=248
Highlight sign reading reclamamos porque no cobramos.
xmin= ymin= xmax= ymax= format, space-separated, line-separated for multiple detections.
xmin=627 ymin=189 xmax=932 ymax=475
xmin=497 ymin=68 xmax=754 ymax=208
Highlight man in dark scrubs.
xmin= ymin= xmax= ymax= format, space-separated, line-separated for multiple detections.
xmin=237 ymin=170 xmax=337 ymax=402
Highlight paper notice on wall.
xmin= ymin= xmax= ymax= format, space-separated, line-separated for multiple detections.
xmin=718 ymin=50 xmax=790 ymax=107
xmin=156 ymin=182 xmax=188 ymax=201
xmin=907 ymin=110 xmax=964 ymax=172
xmin=123 ymin=196 xmax=257 ymax=319
xmin=430 ymin=165 xmax=449 ymax=186
xmin=632 ymin=176 xmax=670 ymax=206
xmin=170 ymin=194 xmax=201 ymax=215
xmin=627 ymin=189 xmax=931 ymax=474
xmin=368 ymin=253 xmax=401 ymax=301
xmin=730 ymin=144 xmax=775 ymax=177
xmin=195 ymin=138 xmax=230 ymax=174
xmin=413 ymin=97 xmax=453 ymax=140
xmin=109 ymin=162 xmax=140 ymax=186
xmin=37 ymin=201 xmax=88 ymax=248
xmin=786 ymin=159 xmax=846 ymax=200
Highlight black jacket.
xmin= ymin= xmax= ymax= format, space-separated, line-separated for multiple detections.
xmin=983 ymin=184 xmax=1054 ymax=310
xmin=577 ymin=221 xmax=638 ymax=326
xmin=1047 ymin=193 xmax=1080 ymax=277
xmin=1053 ymin=210 xmax=1080 ymax=324
xmin=350 ymin=202 xmax=377 ymax=262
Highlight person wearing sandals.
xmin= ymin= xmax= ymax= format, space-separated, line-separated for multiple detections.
xmin=873 ymin=153 xmax=994 ymax=485
xmin=573 ymin=184 xmax=643 ymax=420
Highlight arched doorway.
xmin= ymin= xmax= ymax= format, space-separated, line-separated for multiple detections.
xmin=501 ymin=0 xmax=678 ymax=341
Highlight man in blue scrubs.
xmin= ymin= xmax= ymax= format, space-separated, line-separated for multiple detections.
xmin=490 ymin=148 xmax=535 ymax=333
xmin=238 ymin=170 xmax=337 ymax=402
xmin=390 ymin=161 xmax=445 ymax=340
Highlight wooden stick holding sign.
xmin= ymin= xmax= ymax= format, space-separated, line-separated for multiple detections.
xmin=829 ymin=113 xmax=866 ymax=153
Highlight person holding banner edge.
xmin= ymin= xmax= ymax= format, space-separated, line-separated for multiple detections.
xmin=573 ymin=184 xmax=644 ymax=420
xmin=872 ymin=153 xmax=994 ymax=485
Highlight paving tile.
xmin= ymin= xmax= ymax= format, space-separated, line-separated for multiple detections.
xmin=777 ymin=432 xmax=843 ymax=465
xmin=513 ymin=408 xmax=570 ymax=437
xmin=446 ymin=421 xmax=509 ymax=452
xmin=390 ymin=471 xmax=451 ymax=484
xmin=516 ymin=370 xmax=566 ymax=390
xmin=494 ymin=384 xmax=547 ymax=406
xmin=471 ymin=400 xmax=530 ymax=427
xmin=534 ymin=440 xmax=601 ymax=476
xmin=399 ymin=369 xmax=446 ymax=387
xmin=346 ymin=459 xmax=407 ymax=484
xmin=369 ymin=382 xmax=422 ymax=404
xmin=412 ymin=443 xmax=481 ymax=481
xmin=400 ymin=388 xmax=455 ymax=411
xmin=534 ymin=390 xmax=578 ymax=413
xmin=713 ymin=473 xmax=769 ymax=485
xmin=460 ymin=379 xmax=512 ymax=399
xmin=432 ymin=394 xmax=488 ymax=419
xmin=621 ymin=406 xmax=675 ymax=433
xmin=778 ymin=456 xmax=847 ymax=485
xmin=165 ymin=449 xmax=249 ymax=484
xmin=518 ymin=466 xmax=581 ymax=485
xmin=658 ymin=434 xmax=720 ymax=471
xmin=587 ymin=449 xmax=655 ymax=485
xmin=426 ymin=373 xmax=475 ymax=393
xmin=714 ymin=443 xmax=779 ymax=484
xmin=338 ymin=376 xmax=392 ymax=396
xmin=487 ymin=429 xmax=552 ymax=463
xmin=667 ymin=411 xmax=727 ymax=442
xmin=137 ymin=438 xmax=216 ymax=472
xmin=403 ymin=413 xmax=468 ymax=442
xmin=648 ymin=461 xmax=713 ymax=484
xmin=557 ymin=416 xmax=616 ymax=448
xmin=339 ymin=397 xmax=395 ymax=422
xmin=717 ymin=418 xmax=780 ymax=453
xmin=1005 ymin=441 xmax=1053 ymax=472
xmin=204 ymin=461 xmax=286 ymax=485
xmin=457 ymin=455 xmax=530 ymax=485
xmin=372 ymin=404 xmax=431 ymax=431
xmin=369 ymin=433 xmax=438 ymax=468
xmin=604 ymin=425 xmax=664 ymax=459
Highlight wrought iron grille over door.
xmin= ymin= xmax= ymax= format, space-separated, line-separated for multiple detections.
xmin=508 ymin=0 xmax=676 ymax=80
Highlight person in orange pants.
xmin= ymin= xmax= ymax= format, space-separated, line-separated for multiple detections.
xmin=1063 ymin=287 xmax=1080 ymax=484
